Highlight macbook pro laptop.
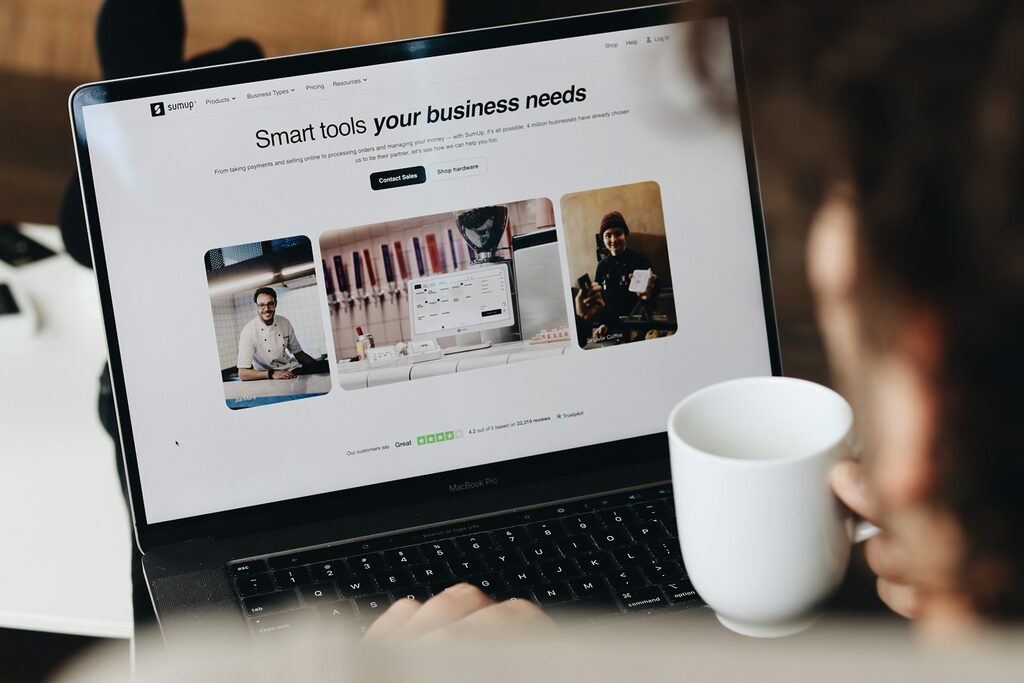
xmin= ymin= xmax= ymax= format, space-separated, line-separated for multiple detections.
xmin=70 ymin=1 xmax=780 ymax=644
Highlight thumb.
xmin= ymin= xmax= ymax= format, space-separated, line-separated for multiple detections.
xmin=830 ymin=460 xmax=880 ymax=523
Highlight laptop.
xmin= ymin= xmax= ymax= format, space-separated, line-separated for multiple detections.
xmin=70 ymin=1 xmax=780 ymax=643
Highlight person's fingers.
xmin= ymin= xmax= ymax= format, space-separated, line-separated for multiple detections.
xmin=864 ymin=534 xmax=913 ymax=584
xmin=422 ymin=597 xmax=555 ymax=642
xmin=364 ymin=597 xmax=421 ymax=640
xmin=830 ymin=460 xmax=880 ymax=522
xmin=877 ymin=578 xmax=921 ymax=619
xmin=390 ymin=583 xmax=494 ymax=638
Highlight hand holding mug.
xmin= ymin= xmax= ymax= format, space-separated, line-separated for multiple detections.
xmin=831 ymin=461 xmax=921 ymax=618
xmin=668 ymin=377 xmax=879 ymax=637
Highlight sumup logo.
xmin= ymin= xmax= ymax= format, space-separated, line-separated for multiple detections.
xmin=150 ymin=102 xmax=165 ymax=117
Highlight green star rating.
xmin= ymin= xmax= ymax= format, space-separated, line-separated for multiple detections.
xmin=415 ymin=429 xmax=458 ymax=445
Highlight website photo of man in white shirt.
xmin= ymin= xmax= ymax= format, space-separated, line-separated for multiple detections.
xmin=237 ymin=287 xmax=325 ymax=380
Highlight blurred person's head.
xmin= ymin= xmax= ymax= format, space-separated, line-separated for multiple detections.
xmin=600 ymin=211 xmax=630 ymax=255
xmin=695 ymin=0 xmax=1024 ymax=624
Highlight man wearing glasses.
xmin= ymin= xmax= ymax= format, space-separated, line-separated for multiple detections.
xmin=237 ymin=287 xmax=324 ymax=380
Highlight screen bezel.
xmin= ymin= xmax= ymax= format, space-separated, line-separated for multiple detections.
xmin=70 ymin=0 xmax=781 ymax=551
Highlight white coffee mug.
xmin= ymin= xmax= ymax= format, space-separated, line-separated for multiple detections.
xmin=667 ymin=376 xmax=879 ymax=638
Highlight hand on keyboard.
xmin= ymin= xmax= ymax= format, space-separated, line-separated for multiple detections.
xmin=364 ymin=582 xmax=554 ymax=641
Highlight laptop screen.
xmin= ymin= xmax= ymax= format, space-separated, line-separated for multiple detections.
xmin=78 ymin=13 xmax=773 ymax=525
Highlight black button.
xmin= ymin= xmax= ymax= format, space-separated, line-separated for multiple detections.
xmin=618 ymin=586 xmax=668 ymax=612
xmin=369 ymin=166 xmax=426 ymax=190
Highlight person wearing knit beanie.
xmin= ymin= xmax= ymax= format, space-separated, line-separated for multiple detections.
xmin=599 ymin=211 xmax=630 ymax=238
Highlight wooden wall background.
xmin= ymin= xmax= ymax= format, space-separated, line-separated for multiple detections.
xmin=0 ymin=0 xmax=445 ymax=80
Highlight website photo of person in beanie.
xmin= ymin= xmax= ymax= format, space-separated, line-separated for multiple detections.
xmin=562 ymin=182 xmax=677 ymax=349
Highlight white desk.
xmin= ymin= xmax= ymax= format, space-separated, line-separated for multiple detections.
xmin=0 ymin=225 xmax=132 ymax=638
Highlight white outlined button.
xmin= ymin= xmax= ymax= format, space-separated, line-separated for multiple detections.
xmin=428 ymin=157 xmax=487 ymax=181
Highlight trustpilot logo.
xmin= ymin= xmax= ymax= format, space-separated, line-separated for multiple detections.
xmin=150 ymin=102 xmax=165 ymax=117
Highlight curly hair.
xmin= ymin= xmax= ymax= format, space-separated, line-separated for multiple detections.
xmin=696 ymin=0 xmax=1024 ymax=616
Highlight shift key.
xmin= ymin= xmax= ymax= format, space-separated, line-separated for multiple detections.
xmin=243 ymin=590 xmax=300 ymax=617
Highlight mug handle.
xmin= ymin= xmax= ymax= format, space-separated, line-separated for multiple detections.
xmin=847 ymin=439 xmax=883 ymax=544
xmin=852 ymin=520 xmax=881 ymax=544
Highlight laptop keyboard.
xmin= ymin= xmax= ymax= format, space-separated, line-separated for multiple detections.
xmin=227 ymin=484 xmax=703 ymax=637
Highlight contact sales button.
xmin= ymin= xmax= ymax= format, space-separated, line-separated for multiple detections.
xmin=369 ymin=166 xmax=426 ymax=190
xmin=428 ymin=157 xmax=487 ymax=181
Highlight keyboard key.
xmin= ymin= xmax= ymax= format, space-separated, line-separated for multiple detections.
xmin=628 ymin=522 xmax=668 ymax=542
xmin=633 ymin=501 xmax=671 ymax=524
xmin=375 ymin=569 xmax=415 ymax=591
xmin=664 ymin=517 xmax=678 ymax=537
xmin=538 ymin=558 xmax=580 ymax=581
xmin=310 ymin=561 xmax=347 ymax=583
xmin=647 ymin=538 xmax=683 ymax=561
xmin=267 ymin=545 xmax=342 ymax=570
xmin=618 ymin=587 xmax=669 ymax=612
xmin=318 ymin=600 xmax=357 ymax=619
xmin=426 ymin=578 xmax=460 ymax=595
xmin=345 ymin=553 xmax=384 ymax=574
xmin=597 ymin=509 xmax=638 ymax=527
xmin=456 ymin=535 xmax=494 ymax=554
xmin=422 ymin=541 xmax=459 ymax=561
xmin=569 ymin=576 xmax=611 ymax=599
xmin=383 ymin=547 xmax=423 ymax=570
xmin=483 ymin=549 xmax=527 ymax=572
xmin=607 ymin=489 xmax=652 ymax=505
xmin=522 ymin=541 xmax=559 ymax=561
xmin=494 ymin=527 xmax=529 ymax=548
xmin=465 ymin=573 xmax=506 ymax=595
xmin=272 ymin=567 xmax=313 ymax=589
xmin=391 ymin=586 xmax=431 ymax=603
xmin=534 ymin=581 xmax=573 ymax=606
xmin=546 ymin=594 xmax=621 ymax=622
xmin=449 ymin=555 xmax=487 ymax=578
xmin=299 ymin=583 xmax=338 ymax=606
xmin=533 ymin=503 xmax=575 ymax=520
xmin=242 ymin=590 xmax=300 ymax=617
xmin=493 ymin=587 xmax=535 ymax=603
xmin=594 ymin=529 xmax=634 ymax=549
xmin=577 ymin=551 xmax=616 ymax=573
xmin=558 ymin=536 xmax=596 ymax=557
xmin=662 ymin=580 xmax=702 ymax=605
xmin=250 ymin=608 xmax=315 ymax=637
xmin=267 ymin=554 xmax=312 ymax=571
xmin=643 ymin=561 xmax=685 ymax=584
xmin=235 ymin=573 xmax=273 ymax=597
xmin=317 ymin=602 xmax=373 ymax=638
xmin=354 ymin=593 xmax=393 ymax=618
xmin=503 ymin=566 xmax=543 ymax=586
xmin=607 ymin=568 xmax=647 ymax=591
xmin=336 ymin=575 xmax=379 ymax=597
xmin=410 ymin=562 xmax=454 ymax=584
xmin=564 ymin=514 xmax=600 ymax=535
xmin=526 ymin=520 xmax=567 ymax=541
xmin=228 ymin=560 xmax=268 ymax=577
xmin=612 ymin=545 xmax=652 ymax=568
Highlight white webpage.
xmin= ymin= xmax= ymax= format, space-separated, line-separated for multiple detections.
xmin=81 ymin=19 xmax=773 ymax=524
